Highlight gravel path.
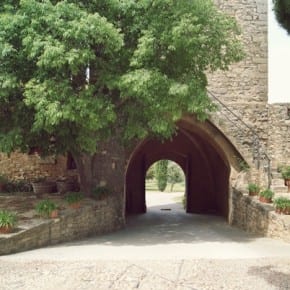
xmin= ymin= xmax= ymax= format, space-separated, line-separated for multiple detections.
xmin=1 ymin=192 xmax=290 ymax=290
xmin=0 ymin=258 xmax=290 ymax=290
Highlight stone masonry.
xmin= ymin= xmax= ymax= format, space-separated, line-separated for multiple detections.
xmin=0 ymin=196 xmax=123 ymax=255
xmin=1 ymin=0 xmax=290 ymax=243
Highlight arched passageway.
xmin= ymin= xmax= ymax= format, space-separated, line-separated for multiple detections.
xmin=126 ymin=117 xmax=242 ymax=219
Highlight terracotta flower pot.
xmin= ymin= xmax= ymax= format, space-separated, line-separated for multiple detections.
xmin=69 ymin=202 xmax=81 ymax=209
xmin=284 ymin=179 xmax=290 ymax=193
xmin=0 ymin=226 xmax=13 ymax=234
xmin=275 ymin=207 xmax=290 ymax=215
xmin=259 ymin=196 xmax=272 ymax=203
xmin=249 ymin=191 xmax=258 ymax=196
xmin=50 ymin=209 xmax=59 ymax=218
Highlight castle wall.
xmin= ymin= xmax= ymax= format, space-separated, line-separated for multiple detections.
xmin=208 ymin=0 xmax=269 ymax=169
xmin=267 ymin=104 xmax=290 ymax=170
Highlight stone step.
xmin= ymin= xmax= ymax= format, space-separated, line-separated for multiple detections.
xmin=271 ymin=172 xmax=282 ymax=179
xmin=271 ymin=186 xmax=288 ymax=193
xmin=274 ymin=192 xmax=290 ymax=198
xmin=271 ymin=179 xmax=285 ymax=186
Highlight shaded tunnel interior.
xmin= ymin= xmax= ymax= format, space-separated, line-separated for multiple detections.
xmin=126 ymin=123 xmax=230 ymax=218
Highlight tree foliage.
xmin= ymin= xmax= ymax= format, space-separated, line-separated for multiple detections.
xmin=167 ymin=162 xmax=184 ymax=192
xmin=146 ymin=165 xmax=155 ymax=180
xmin=155 ymin=160 xmax=168 ymax=192
xmin=0 ymin=0 xmax=244 ymax=157
xmin=273 ymin=0 xmax=290 ymax=34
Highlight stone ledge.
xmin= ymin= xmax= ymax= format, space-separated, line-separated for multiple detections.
xmin=0 ymin=196 xmax=124 ymax=256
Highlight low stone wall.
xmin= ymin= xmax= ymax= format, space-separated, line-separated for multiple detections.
xmin=231 ymin=188 xmax=290 ymax=243
xmin=0 ymin=196 xmax=124 ymax=256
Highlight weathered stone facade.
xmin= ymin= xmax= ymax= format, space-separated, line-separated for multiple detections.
xmin=231 ymin=186 xmax=290 ymax=243
xmin=1 ymin=0 xmax=290 ymax=242
xmin=0 ymin=152 xmax=71 ymax=181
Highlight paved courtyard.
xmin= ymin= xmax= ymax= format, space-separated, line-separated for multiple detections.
xmin=1 ymin=192 xmax=290 ymax=290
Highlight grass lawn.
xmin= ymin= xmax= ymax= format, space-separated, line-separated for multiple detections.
xmin=146 ymin=179 xmax=185 ymax=192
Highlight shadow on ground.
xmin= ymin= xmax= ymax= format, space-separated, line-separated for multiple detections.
xmin=248 ymin=264 xmax=290 ymax=289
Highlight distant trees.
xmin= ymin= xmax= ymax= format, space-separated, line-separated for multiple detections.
xmin=167 ymin=163 xmax=184 ymax=192
xmin=273 ymin=0 xmax=290 ymax=34
xmin=155 ymin=160 xmax=168 ymax=192
xmin=146 ymin=160 xmax=184 ymax=192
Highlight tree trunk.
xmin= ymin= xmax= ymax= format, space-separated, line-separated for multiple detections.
xmin=73 ymin=137 xmax=127 ymax=227
xmin=73 ymin=152 xmax=95 ymax=196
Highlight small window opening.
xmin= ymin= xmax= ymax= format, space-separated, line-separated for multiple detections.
xmin=67 ymin=152 xmax=77 ymax=170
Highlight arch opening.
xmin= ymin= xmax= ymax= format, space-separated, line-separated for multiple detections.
xmin=145 ymin=160 xmax=186 ymax=211
xmin=125 ymin=118 xmax=241 ymax=219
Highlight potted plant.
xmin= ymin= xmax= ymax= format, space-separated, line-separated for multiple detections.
xmin=274 ymin=197 xmax=290 ymax=214
xmin=259 ymin=189 xmax=274 ymax=203
xmin=0 ymin=175 xmax=8 ymax=192
xmin=247 ymin=183 xmax=260 ymax=196
xmin=35 ymin=199 xmax=59 ymax=218
xmin=64 ymin=192 xmax=84 ymax=209
xmin=0 ymin=210 xmax=17 ymax=234
xmin=92 ymin=185 xmax=110 ymax=200
xmin=281 ymin=166 xmax=290 ymax=192
xmin=31 ymin=177 xmax=56 ymax=196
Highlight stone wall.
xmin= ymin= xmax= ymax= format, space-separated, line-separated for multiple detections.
xmin=231 ymin=187 xmax=290 ymax=243
xmin=208 ymin=0 xmax=269 ymax=173
xmin=211 ymin=0 xmax=268 ymax=104
xmin=0 ymin=196 xmax=124 ymax=255
xmin=267 ymin=104 xmax=290 ymax=170
xmin=0 ymin=152 xmax=75 ymax=181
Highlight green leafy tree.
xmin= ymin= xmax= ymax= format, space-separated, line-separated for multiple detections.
xmin=155 ymin=160 xmax=168 ymax=192
xmin=273 ymin=0 xmax=290 ymax=34
xmin=146 ymin=165 xmax=155 ymax=180
xmin=0 ymin=0 xmax=244 ymax=195
xmin=167 ymin=162 xmax=184 ymax=192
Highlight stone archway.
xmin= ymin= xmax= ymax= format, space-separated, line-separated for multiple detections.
xmin=125 ymin=116 xmax=243 ymax=219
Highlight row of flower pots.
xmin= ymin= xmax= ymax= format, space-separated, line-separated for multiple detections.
xmin=247 ymin=183 xmax=290 ymax=215
xmin=31 ymin=179 xmax=78 ymax=195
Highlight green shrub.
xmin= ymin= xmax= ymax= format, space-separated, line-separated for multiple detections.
xmin=92 ymin=186 xmax=110 ymax=200
xmin=282 ymin=166 xmax=290 ymax=179
xmin=35 ymin=199 xmax=57 ymax=218
xmin=64 ymin=192 xmax=84 ymax=204
xmin=274 ymin=197 xmax=290 ymax=209
xmin=155 ymin=160 xmax=168 ymax=192
xmin=247 ymin=183 xmax=260 ymax=193
xmin=0 ymin=210 xmax=17 ymax=228
xmin=259 ymin=189 xmax=274 ymax=199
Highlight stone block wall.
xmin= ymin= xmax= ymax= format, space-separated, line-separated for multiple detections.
xmin=211 ymin=0 xmax=268 ymax=104
xmin=0 ymin=152 xmax=75 ymax=181
xmin=208 ymin=0 xmax=269 ymax=173
xmin=267 ymin=104 xmax=290 ymax=170
xmin=231 ymin=187 xmax=290 ymax=243
xmin=0 ymin=196 xmax=124 ymax=255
